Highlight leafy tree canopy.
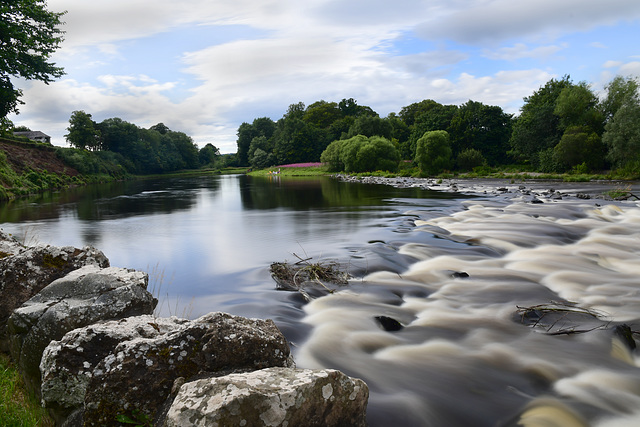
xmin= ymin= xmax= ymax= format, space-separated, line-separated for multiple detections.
xmin=0 ymin=1 xmax=66 ymax=116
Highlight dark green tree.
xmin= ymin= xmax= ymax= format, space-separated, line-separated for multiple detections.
xmin=347 ymin=115 xmax=392 ymax=139
xmin=199 ymin=143 xmax=220 ymax=166
xmin=448 ymin=100 xmax=512 ymax=165
xmin=338 ymin=98 xmax=377 ymax=117
xmin=0 ymin=1 xmax=65 ymax=116
xmin=235 ymin=117 xmax=275 ymax=166
xmin=97 ymin=117 xmax=140 ymax=154
xmin=554 ymin=126 xmax=606 ymax=171
xmin=510 ymin=76 xmax=573 ymax=165
xmin=603 ymin=102 xmax=640 ymax=170
xmin=303 ymin=100 xmax=342 ymax=129
xmin=65 ymin=111 xmax=101 ymax=150
xmin=554 ymin=82 xmax=604 ymax=134
xmin=405 ymin=103 xmax=457 ymax=160
xmin=399 ymin=99 xmax=441 ymax=127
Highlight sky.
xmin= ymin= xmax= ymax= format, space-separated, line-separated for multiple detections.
xmin=8 ymin=0 xmax=640 ymax=154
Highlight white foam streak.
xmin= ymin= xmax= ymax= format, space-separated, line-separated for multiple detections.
xmin=298 ymin=197 xmax=640 ymax=424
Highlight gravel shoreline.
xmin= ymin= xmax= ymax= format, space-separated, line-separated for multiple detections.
xmin=334 ymin=174 xmax=640 ymax=203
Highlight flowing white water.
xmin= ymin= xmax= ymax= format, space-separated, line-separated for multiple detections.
xmin=295 ymin=189 xmax=640 ymax=426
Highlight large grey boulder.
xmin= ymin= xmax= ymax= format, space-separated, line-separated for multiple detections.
xmin=40 ymin=315 xmax=189 ymax=425
xmin=59 ymin=312 xmax=294 ymax=426
xmin=0 ymin=233 xmax=109 ymax=352
xmin=165 ymin=367 xmax=369 ymax=427
xmin=7 ymin=264 xmax=155 ymax=396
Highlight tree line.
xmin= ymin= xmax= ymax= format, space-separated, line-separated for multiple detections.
xmin=64 ymin=111 xmax=221 ymax=174
xmin=236 ymin=75 xmax=640 ymax=176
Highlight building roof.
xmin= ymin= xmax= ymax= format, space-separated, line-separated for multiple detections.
xmin=13 ymin=131 xmax=51 ymax=140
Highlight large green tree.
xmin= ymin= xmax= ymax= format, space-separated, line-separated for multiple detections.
xmin=601 ymin=75 xmax=640 ymax=121
xmin=65 ymin=110 xmax=101 ymax=150
xmin=0 ymin=1 xmax=65 ymax=116
xmin=448 ymin=100 xmax=512 ymax=165
xmin=509 ymin=76 xmax=573 ymax=165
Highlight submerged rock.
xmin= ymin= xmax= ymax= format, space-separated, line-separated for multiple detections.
xmin=0 ymin=235 xmax=109 ymax=352
xmin=374 ymin=315 xmax=404 ymax=332
xmin=7 ymin=264 xmax=154 ymax=396
xmin=80 ymin=312 xmax=295 ymax=426
xmin=165 ymin=367 xmax=368 ymax=427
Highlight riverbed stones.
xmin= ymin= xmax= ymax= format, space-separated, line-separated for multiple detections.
xmin=7 ymin=264 xmax=154 ymax=396
xmin=164 ymin=367 xmax=369 ymax=427
xmin=81 ymin=312 xmax=295 ymax=426
xmin=0 ymin=233 xmax=109 ymax=352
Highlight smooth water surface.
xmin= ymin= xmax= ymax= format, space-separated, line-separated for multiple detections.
xmin=0 ymin=174 xmax=464 ymax=320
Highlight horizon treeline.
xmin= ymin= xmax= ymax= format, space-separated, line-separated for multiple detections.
xmin=63 ymin=112 xmax=223 ymax=175
xmin=235 ymin=75 xmax=640 ymax=175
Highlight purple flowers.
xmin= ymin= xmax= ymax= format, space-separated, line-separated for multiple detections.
xmin=276 ymin=162 xmax=323 ymax=168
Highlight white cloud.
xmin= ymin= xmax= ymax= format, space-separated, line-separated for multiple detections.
xmin=619 ymin=61 xmax=640 ymax=77
xmin=483 ymin=43 xmax=565 ymax=61
xmin=415 ymin=0 xmax=640 ymax=45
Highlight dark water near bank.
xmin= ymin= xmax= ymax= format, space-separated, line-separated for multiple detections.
xmin=2 ymin=174 xmax=640 ymax=426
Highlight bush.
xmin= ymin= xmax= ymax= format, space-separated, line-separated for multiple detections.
xmin=415 ymin=130 xmax=452 ymax=175
xmin=457 ymin=148 xmax=486 ymax=171
xmin=320 ymin=135 xmax=399 ymax=173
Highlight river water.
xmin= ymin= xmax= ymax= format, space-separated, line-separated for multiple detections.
xmin=2 ymin=174 xmax=640 ymax=426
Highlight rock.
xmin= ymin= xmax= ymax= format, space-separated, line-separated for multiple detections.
xmin=164 ymin=367 xmax=369 ymax=427
xmin=374 ymin=315 xmax=404 ymax=332
xmin=40 ymin=315 xmax=189 ymax=425
xmin=0 ymin=237 xmax=109 ymax=352
xmin=7 ymin=264 xmax=154 ymax=396
xmin=81 ymin=312 xmax=294 ymax=426
xmin=0 ymin=229 xmax=24 ymax=257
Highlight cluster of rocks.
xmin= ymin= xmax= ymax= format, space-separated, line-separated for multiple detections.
xmin=0 ymin=230 xmax=368 ymax=426
xmin=334 ymin=174 xmax=638 ymax=203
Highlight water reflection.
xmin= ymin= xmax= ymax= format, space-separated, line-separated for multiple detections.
xmin=0 ymin=174 xmax=466 ymax=309
xmin=240 ymin=175 xmax=456 ymax=210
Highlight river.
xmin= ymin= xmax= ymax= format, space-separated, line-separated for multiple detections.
xmin=1 ymin=174 xmax=640 ymax=426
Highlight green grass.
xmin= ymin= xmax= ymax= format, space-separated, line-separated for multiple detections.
xmin=0 ymin=354 xmax=53 ymax=426
xmin=249 ymin=165 xmax=332 ymax=176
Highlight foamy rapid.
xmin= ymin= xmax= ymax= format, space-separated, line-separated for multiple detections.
xmin=296 ymin=190 xmax=640 ymax=426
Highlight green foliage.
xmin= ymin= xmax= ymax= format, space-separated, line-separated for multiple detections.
xmin=601 ymin=75 xmax=640 ymax=121
xmin=198 ymin=143 xmax=220 ymax=167
xmin=554 ymin=126 xmax=606 ymax=171
xmin=456 ymin=148 xmax=486 ymax=171
xmin=320 ymin=135 xmax=399 ymax=173
xmin=537 ymin=148 xmax=563 ymax=173
xmin=0 ymin=1 xmax=65 ymax=117
xmin=347 ymin=115 xmax=392 ymax=139
xmin=116 ymin=409 xmax=152 ymax=427
xmin=603 ymin=96 xmax=640 ymax=169
xmin=415 ymin=130 xmax=452 ymax=175
xmin=66 ymin=110 xmax=101 ymax=150
xmin=554 ymin=82 xmax=604 ymax=134
xmin=510 ymin=76 xmax=573 ymax=164
xmin=448 ymin=100 xmax=512 ymax=165
xmin=0 ymin=354 xmax=53 ymax=426
xmin=404 ymin=103 xmax=457 ymax=160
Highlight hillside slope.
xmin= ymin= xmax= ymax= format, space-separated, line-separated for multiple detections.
xmin=0 ymin=138 xmax=81 ymax=200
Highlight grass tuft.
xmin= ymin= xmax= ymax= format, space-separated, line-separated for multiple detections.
xmin=0 ymin=354 xmax=53 ymax=426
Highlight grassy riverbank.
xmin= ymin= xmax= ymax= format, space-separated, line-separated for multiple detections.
xmin=248 ymin=162 xmax=636 ymax=182
xmin=0 ymin=354 xmax=53 ymax=426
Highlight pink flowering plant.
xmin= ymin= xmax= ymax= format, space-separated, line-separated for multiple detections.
xmin=276 ymin=162 xmax=323 ymax=168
